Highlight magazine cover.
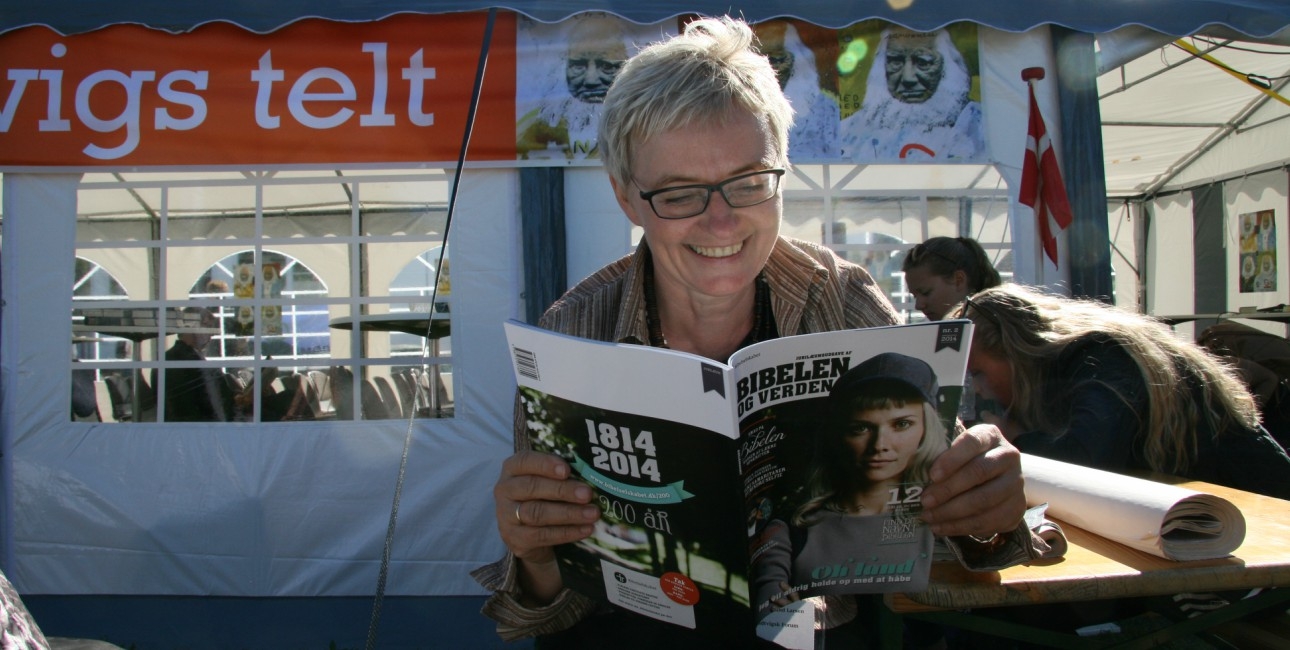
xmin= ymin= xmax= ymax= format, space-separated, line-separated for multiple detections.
xmin=731 ymin=324 xmax=970 ymax=645
xmin=504 ymin=319 xmax=972 ymax=647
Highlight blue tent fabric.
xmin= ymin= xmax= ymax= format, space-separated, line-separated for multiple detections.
xmin=1053 ymin=27 xmax=1115 ymax=302
xmin=3 ymin=0 xmax=1290 ymax=36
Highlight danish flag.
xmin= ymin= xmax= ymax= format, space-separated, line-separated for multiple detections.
xmin=1020 ymin=83 xmax=1074 ymax=267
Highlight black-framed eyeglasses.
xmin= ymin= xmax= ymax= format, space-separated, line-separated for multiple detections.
xmin=637 ymin=169 xmax=786 ymax=220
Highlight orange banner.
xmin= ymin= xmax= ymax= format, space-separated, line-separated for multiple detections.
xmin=0 ymin=13 xmax=517 ymax=167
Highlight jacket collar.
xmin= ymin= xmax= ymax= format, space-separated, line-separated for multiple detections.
xmin=609 ymin=236 xmax=830 ymax=345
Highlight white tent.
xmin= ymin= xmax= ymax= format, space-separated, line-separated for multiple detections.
xmin=2 ymin=3 xmax=1290 ymax=648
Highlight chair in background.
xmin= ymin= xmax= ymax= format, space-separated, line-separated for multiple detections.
xmin=328 ymin=366 xmax=389 ymax=420
xmin=93 ymin=380 xmax=118 ymax=423
xmin=361 ymin=378 xmax=389 ymax=420
xmin=276 ymin=373 xmax=316 ymax=421
xmin=297 ymin=372 xmax=328 ymax=419
xmin=409 ymin=368 xmax=434 ymax=415
xmin=437 ymin=371 xmax=454 ymax=416
xmin=307 ymin=369 xmax=333 ymax=415
xmin=391 ymin=370 xmax=420 ymax=416
xmin=103 ymin=373 xmax=134 ymax=421
xmin=374 ymin=375 xmax=407 ymax=419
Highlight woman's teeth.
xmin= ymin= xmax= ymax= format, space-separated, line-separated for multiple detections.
xmin=689 ymin=242 xmax=742 ymax=258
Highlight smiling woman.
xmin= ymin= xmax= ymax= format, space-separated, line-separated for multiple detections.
xmin=475 ymin=16 xmax=1034 ymax=648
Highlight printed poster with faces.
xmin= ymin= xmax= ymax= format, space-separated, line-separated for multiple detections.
xmin=1239 ymin=209 xmax=1277 ymax=293
xmin=230 ymin=262 xmax=285 ymax=334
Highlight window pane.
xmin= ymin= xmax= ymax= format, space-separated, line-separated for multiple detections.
xmin=782 ymin=164 xmax=1012 ymax=322
xmin=71 ymin=170 xmax=455 ymax=424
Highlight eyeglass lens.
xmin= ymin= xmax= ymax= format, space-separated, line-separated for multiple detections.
xmin=643 ymin=170 xmax=783 ymax=219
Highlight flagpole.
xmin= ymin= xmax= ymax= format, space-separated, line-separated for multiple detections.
xmin=1021 ymin=67 xmax=1047 ymax=282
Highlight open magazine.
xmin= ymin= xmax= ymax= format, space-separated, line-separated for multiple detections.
xmin=503 ymin=319 xmax=973 ymax=648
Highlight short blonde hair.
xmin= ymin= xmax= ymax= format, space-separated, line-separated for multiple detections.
xmin=597 ymin=16 xmax=793 ymax=189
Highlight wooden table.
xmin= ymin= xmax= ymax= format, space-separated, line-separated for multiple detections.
xmin=880 ymin=480 xmax=1290 ymax=648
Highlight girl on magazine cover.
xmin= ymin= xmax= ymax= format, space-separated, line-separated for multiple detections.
xmin=750 ymin=352 xmax=950 ymax=619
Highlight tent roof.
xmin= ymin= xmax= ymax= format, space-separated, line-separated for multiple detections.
xmin=3 ymin=2 xmax=1288 ymax=201
xmin=1100 ymin=34 xmax=1290 ymax=198
xmin=4 ymin=0 xmax=1290 ymax=37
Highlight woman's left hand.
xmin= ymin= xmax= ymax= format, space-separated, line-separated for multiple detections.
xmin=918 ymin=423 xmax=1026 ymax=537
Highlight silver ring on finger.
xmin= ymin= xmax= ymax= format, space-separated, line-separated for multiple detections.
xmin=514 ymin=503 xmax=523 ymax=526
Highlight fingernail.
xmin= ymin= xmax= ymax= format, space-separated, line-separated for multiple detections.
xmin=582 ymin=506 xmax=599 ymax=521
xmin=574 ymin=485 xmax=591 ymax=501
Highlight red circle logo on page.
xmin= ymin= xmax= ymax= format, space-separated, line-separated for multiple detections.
xmin=659 ymin=571 xmax=700 ymax=606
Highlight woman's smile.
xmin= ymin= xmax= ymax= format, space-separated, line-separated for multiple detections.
xmin=688 ymin=240 xmax=745 ymax=258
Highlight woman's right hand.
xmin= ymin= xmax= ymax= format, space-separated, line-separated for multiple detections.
xmin=494 ymin=450 xmax=600 ymax=603
xmin=976 ymin=404 xmax=1022 ymax=442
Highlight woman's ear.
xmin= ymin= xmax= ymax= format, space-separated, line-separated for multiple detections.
xmin=952 ymin=269 xmax=969 ymax=291
xmin=610 ymin=176 xmax=645 ymax=227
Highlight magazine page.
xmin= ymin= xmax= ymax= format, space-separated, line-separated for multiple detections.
xmin=733 ymin=321 xmax=973 ymax=647
xmin=1021 ymin=454 xmax=1247 ymax=561
xmin=503 ymin=320 xmax=753 ymax=632
xmin=504 ymin=320 xmax=741 ymax=438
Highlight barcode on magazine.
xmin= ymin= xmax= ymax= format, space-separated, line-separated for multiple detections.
xmin=513 ymin=346 xmax=540 ymax=380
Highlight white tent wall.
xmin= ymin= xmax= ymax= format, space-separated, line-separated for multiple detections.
xmin=1 ymin=174 xmax=81 ymax=575
xmin=1136 ymin=170 xmax=1290 ymax=340
xmin=1 ymin=169 xmax=520 ymax=596
xmin=1143 ymin=194 xmax=1198 ymax=336
xmin=1106 ymin=199 xmax=1140 ymax=309
xmin=564 ymin=167 xmax=637 ymax=288
xmin=978 ymin=26 xmax=1066 ymax=291
xmin=73 ymin=225 xmax=154 ymax=302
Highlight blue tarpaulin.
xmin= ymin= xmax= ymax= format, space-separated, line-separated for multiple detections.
xmin=4 ymin=0 xmax=1290 ymax=37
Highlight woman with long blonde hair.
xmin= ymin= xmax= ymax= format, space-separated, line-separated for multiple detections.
xmin=959 ymin=284 xmax=1290 ymax=498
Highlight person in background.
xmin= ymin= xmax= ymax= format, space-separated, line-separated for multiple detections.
xmin=959 ymin=283 xmax=1290 ymax=499
xmin=70 ymin=362 xmax=99 ymax=420
xmin=158 ymin=307 xmax=236 ymax=422
xmin=901 ymin=236 xmax=1001 ymax=322
xmin=473 ymin=16 xmax=1037 ymax=649
xmin=903 ymin=235 xmax=1002 ymax=427
xmin=957 ymin=278 xmax=1290 ymax=649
